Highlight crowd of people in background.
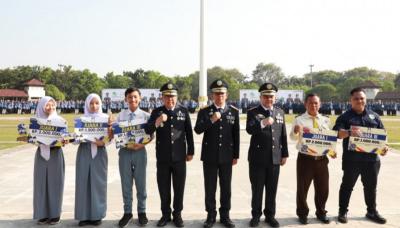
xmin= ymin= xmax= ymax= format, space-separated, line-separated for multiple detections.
xmin=1 ymin=98 xmax=399 ymax=116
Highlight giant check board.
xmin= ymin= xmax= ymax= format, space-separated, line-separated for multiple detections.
xmin=29 ymin=117 xmax=68 ymax=146
xmin=300 ymin=128 xmax=338 ymax=156
xmin=349 ymin=126 xmax=387 ymax=154
xmin=112 ymin=120 xmax=152 ymax=149
xmin=74 ymin=116 xmax=109 ymax=143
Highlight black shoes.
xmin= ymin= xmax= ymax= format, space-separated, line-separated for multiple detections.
xmin=119 ymin=213 xmax=133 ymax=228
xmin=366 ymin=212 xmax=387 ymax=224
xmin=338 ymin=212 xmax=348 ymax=224
xmin=338 ymin=211 xmax=386 ymax=224
xmin=78 ymin=220 xmax=101 ymax=226
xmin=249 ymin=217 xmax=260 ymax=227
xmin=265 ymin=216 xmax=280 ymax=227
xmin=91 ymin=220 xmax=102 ymax=226
xmin=138 ymin=213 xmax=149 ymax=226
xmin=298 ymin=216 xmax=308 ymax=225
xmin=48 ymin=217 xmax=60 ymax=225
xmin=203 ymin=215 xmax=216 ymax=228
xmin=78 ymin=220 xmax=91 ymax=226
xmin=173 ymin=214 xmax=184 ymax=227
xmin=37 ymin=218 xmax=48 ymax=225
xmin=157 ymin=215 xmax=172 ymax=227
xmin=317 ymin=215 xmax=330 ymax=224
xmin=220 ymin=217 xmax=235 ymax=228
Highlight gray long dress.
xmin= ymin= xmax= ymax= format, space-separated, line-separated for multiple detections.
xmin=33 ymin=147 xmax=65 ymax=219
xmin=74 ymin=142 xmax=108 ymax=221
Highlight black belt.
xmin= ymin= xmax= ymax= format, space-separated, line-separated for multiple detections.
xmin=298 ymin=153 xmax=326 ymax=160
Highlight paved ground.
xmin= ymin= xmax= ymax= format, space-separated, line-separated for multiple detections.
xmin=0 ymin=117 xmax=399 ymax=228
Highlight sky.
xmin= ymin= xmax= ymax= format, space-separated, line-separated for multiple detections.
xmin=1 ymin=0 xmax=400 ymax=78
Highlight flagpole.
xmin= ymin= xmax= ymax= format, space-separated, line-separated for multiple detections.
xmin=198 ymin=0 xmax=208 ymax=107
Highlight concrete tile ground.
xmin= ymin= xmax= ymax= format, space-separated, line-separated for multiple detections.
xmin=0 ymin=116 xmax=399 ymax=227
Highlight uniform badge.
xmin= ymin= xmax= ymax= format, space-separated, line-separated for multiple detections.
xmin=256 ymin=114 xmax=265 ymax=121
xmin=369 ymin=114 xmax=375 ymax=120
xmin=177 ymin=110 xmax=185 ymax=121
xmin=226 ymin=113 xmax=235 ymax=124
xmin=276 ymin=113 xmax=283 ymax=124
xmin=217 ymin=80 xmax=222 ymax=86
xmin=267 ymin=84 xmax=272 ymax=89
xmin=167 ymin=84 xmax=173 ymax=89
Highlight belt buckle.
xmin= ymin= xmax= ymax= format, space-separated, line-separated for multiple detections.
xmin=314 ymin=156 xmax=323 ymax=160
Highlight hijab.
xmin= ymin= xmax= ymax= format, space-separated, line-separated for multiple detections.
xmin=35 ymin=96 xmax=59 ymax=161
xmin=84 ymin=93 xmax=108 ymax=158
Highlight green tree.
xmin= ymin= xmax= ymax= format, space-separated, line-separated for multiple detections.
xmin=187 ymin=66 xmax=245 ymax=100
xmin=0 ymin=66 xmax=43 ymax=89
xmin=66 ymin=69 xmax=105 ymax=100
xmin=281 ymin=76 xmax=309 ymax=90
xmin=252 ymin=63 xmax=285 ymax=85
xmin=207 ymin=66 xmax=243 ymax=100
xmin=104 ymin=72 xmax=132 ymax=88
xmin=381 ymin=80 xmax=395 ymax=92
xmin=124 ymin=69 xmax=146 ymax=87
xmin=395 ymin=73 xmax=400 ymax=91
xmin=304 ymin=70 xmax=342 ymax=86
xmin=336 ymin=77 xmax=365 ymax=101
xmin=45 ymin=84 xmax=65 ymax=100
xmin=145 ymin=70 xmax=170 ymax=88
xmin=306 ymin=84 xmax=337 ymax=102
xmin=343 ymin=67 xmax=378 ymax=79
xmin=174 ymin=75 xmax=193 ymax=100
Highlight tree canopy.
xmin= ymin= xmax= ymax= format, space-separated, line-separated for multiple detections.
xmin=0 ymin=64 xmax=398 ymax=101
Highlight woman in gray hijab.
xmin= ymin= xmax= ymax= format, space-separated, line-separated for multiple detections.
xmin=74 ymin=93 xmax=110 ymax=226
xmin=33 ymin=96 xmax=67 ymax=225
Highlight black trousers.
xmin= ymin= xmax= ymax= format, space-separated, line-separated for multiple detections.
xmin=157 ymin=161 xmax=186 ymax=216
xmin=339 ymin=160 xmax=380 ymax=214
xmin=249 ymin=163 xmax=280 ymax=218
xmin=203 ymin=163 xmax=232 ymax=219
xmin=296 ymin=154 xmax=329 ymax=217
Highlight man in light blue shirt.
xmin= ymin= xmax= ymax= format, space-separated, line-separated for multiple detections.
xmin=116 ymin=87 xmax=151 ymax=228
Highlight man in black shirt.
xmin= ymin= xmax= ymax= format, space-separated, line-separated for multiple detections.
xmin=333 ymin=87 xmax=388 ymax=224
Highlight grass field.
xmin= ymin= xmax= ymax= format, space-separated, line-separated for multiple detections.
xmin=0 ymin=114 xmax=78 ymax=150
xmin=1 ymin=114 xmax=399 ymax=151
